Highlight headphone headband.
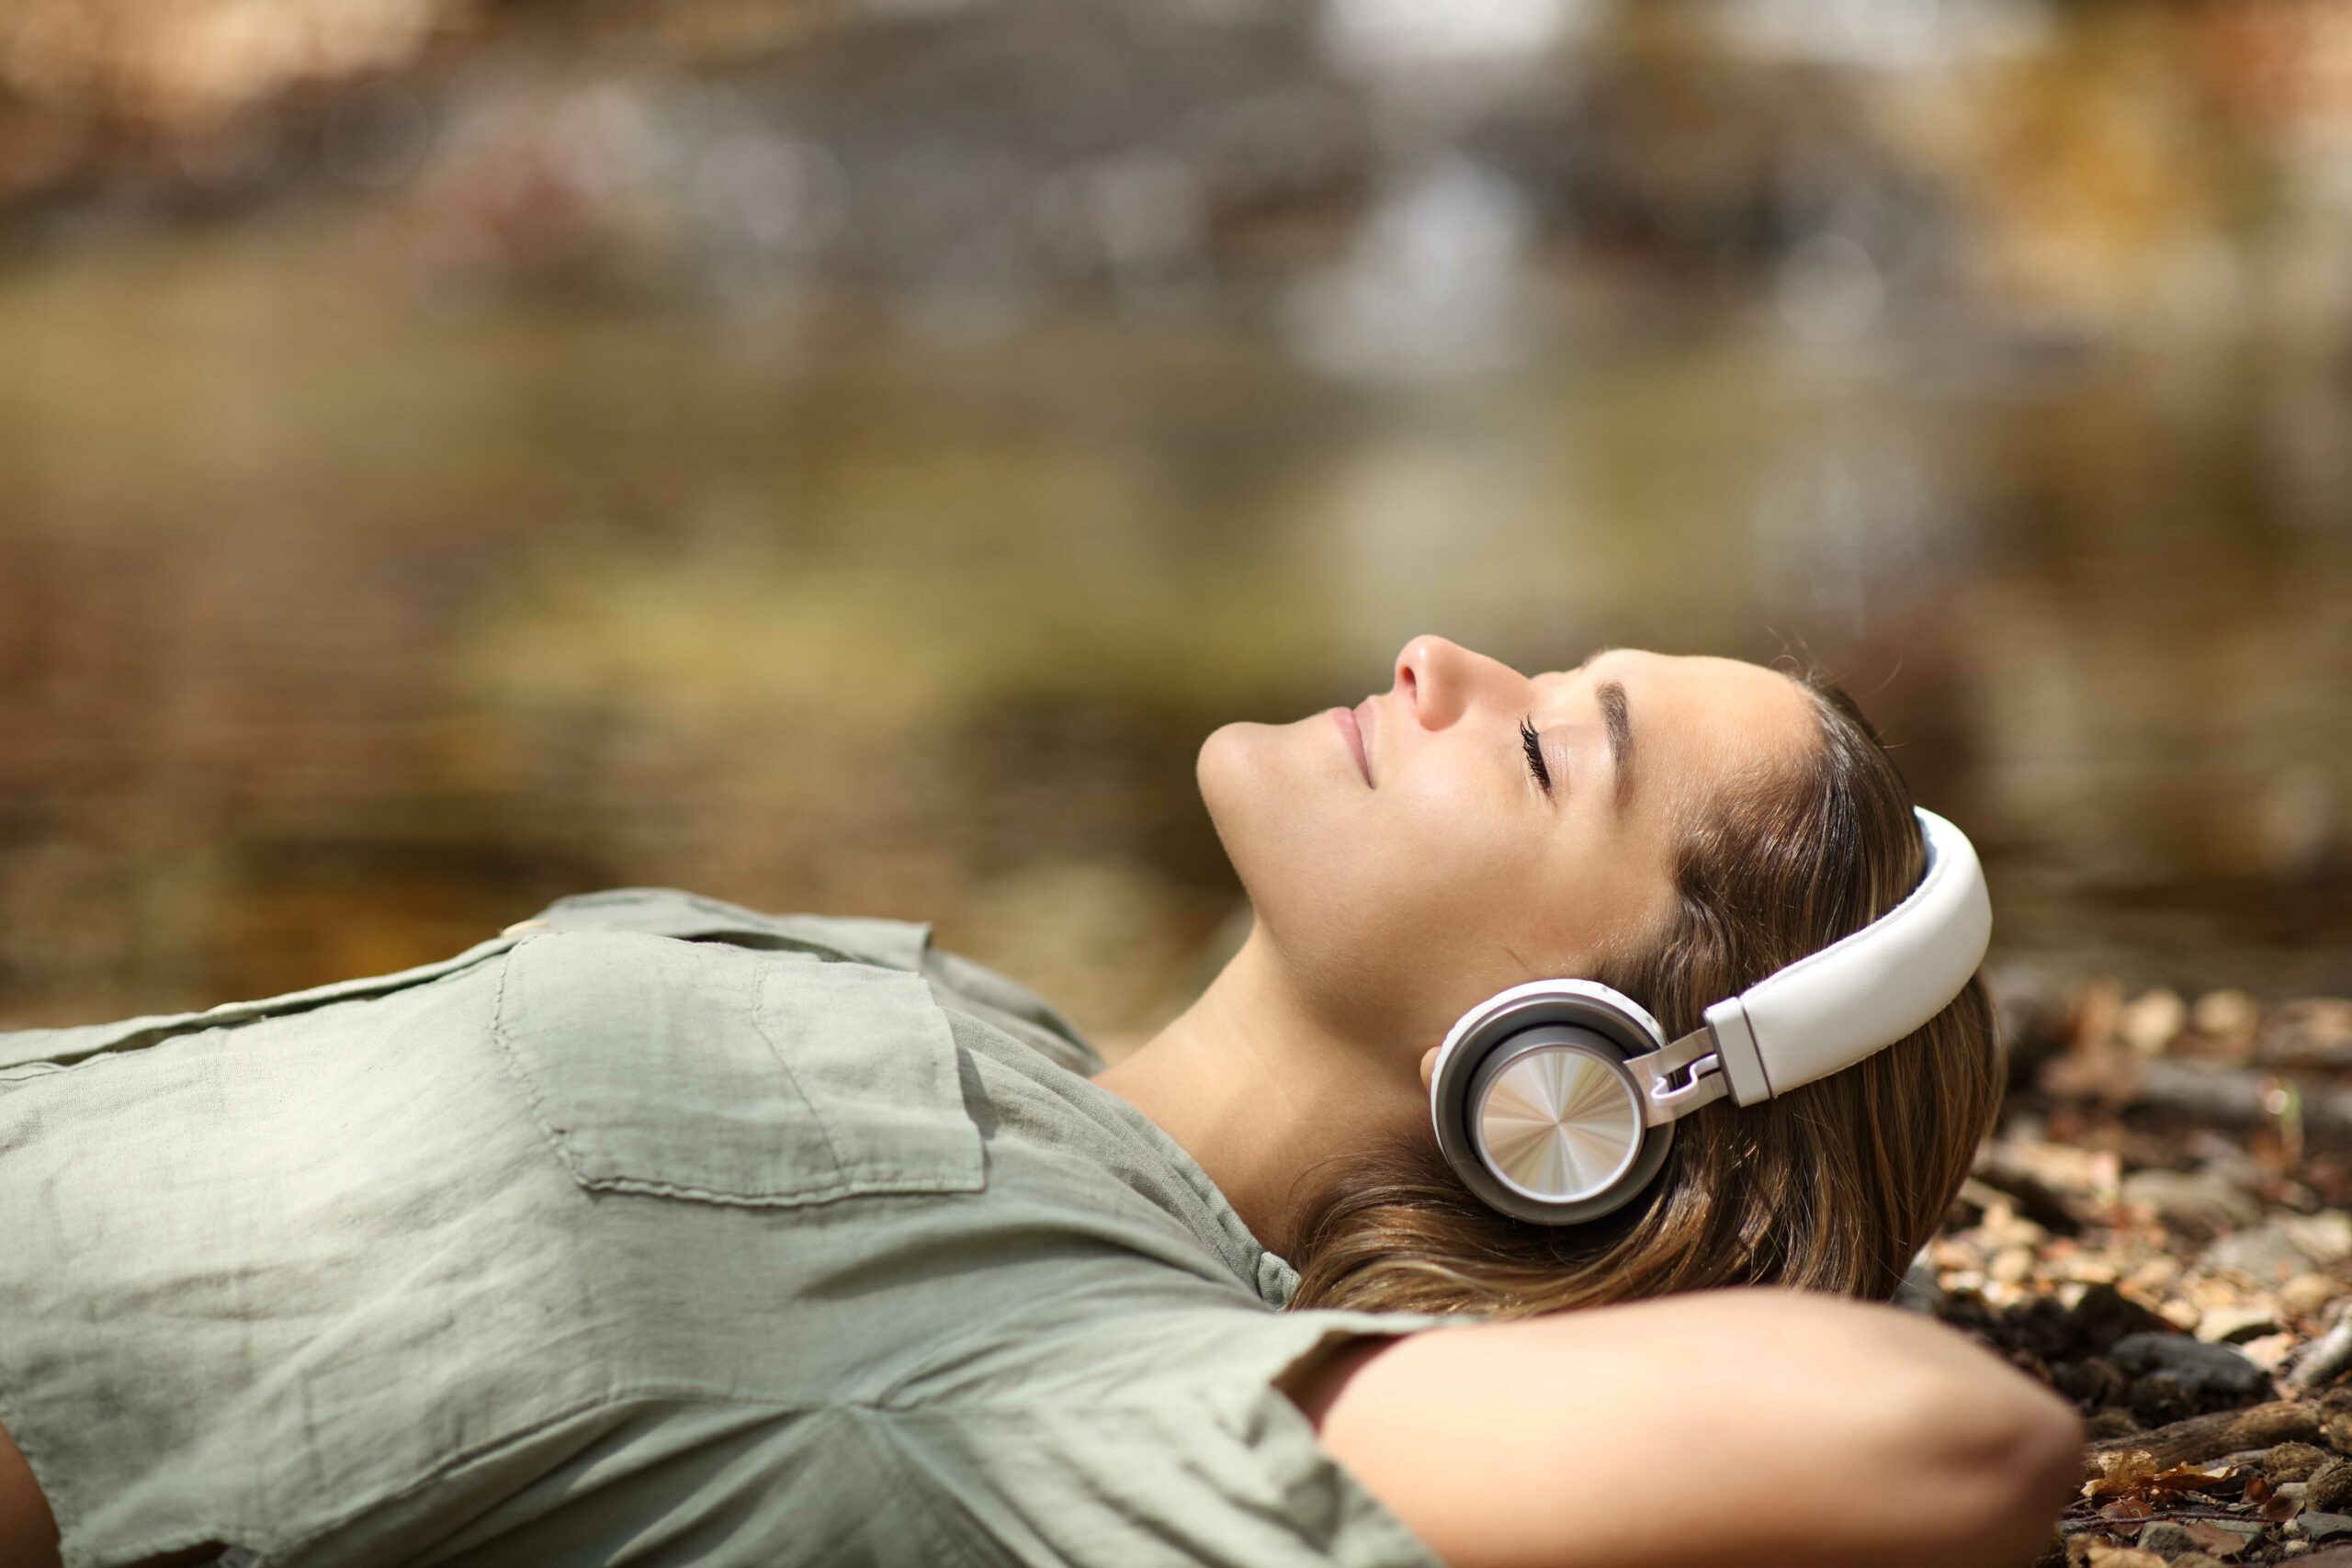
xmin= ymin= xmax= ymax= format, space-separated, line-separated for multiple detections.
xmin=1703 ymin=806 xmax=1991 ymax=1105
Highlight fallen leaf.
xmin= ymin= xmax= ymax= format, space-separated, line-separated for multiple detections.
xmin=2181 ymin=1518 xmax=2252 ymax=1557
xmin=2086 ymin=1454 xmax=2163 ymax=1500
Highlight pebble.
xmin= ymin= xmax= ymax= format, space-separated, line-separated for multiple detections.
xmin=2286 ymin=1274 xmax=2343 ymax=1318
xmin=2304 ymin=1512 xmax=2352 ymax=1543
xmin=2199 ymin=1303 xmax=2282 ymax=1342
xmin=2136 ymin=1520 xmax=2201 ymax=1556
xmin=2290 ymin=1213 xmax=2352 ymax=1267
xmin=2159 ymin=1298 xmax=2206 ymax=1332
xmin=1991 ymin=1246 xmax=2036 ymax=1284
xmin=2110 ymin=1332 xmax=2270 ymax=1398
xmin=2193 ymin=987 xmax=2260 ymax=1053
xmin=2241 ymin=1331 xmax=2302 ymax=1372
xmin=2120 ymin=988 xmax=2188 ymax=1053
xmin=2209 ymin=1221 xmax=2319 ymax=1284
xmin=2122 ymin=1168 xmax=2262 ymax=1231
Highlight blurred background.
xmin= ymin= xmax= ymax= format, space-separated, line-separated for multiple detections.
xmin=1 ymin=0 xmax=2347 ymax=1053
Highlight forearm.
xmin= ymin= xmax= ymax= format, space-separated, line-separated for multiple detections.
xmin=1303 ymin=1288 xmax=2082 ymax=1568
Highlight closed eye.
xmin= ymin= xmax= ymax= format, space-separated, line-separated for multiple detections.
xmin=1519 ymin=716 xmax=1553 ymax=795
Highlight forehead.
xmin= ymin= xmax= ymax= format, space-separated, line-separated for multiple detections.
xmin=1545 ymin=649 xmax=1815 ymax=807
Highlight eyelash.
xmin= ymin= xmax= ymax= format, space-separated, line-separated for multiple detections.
xmin=1519 ymin=716 xmax=1553 ymax=795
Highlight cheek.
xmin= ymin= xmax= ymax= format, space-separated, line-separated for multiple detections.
xmin=1325 ymin=777 xmax=1524 ymax=963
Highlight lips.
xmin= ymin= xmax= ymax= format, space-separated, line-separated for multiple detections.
xmin=1330 ymin=704 xmax=1373 ymax=786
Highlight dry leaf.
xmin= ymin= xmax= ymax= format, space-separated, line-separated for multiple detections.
xmin=2086 ymin=1454 xmax=2163 ymax=1499
xmin=2145 ymin=1464 xmax=2237 ymax=1497
xmin=2180 ymin=1519 xmax=2250 ymax=1558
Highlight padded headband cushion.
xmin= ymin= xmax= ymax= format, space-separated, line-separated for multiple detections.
xmin=1705 ymin=807 xmax=1991 ymax=1099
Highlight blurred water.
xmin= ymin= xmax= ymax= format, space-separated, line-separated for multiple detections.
xmin=2 ymin=0 xmax=2349 ymax=1043
xmin=1 ymin=209 xmax=2344 ymax=1046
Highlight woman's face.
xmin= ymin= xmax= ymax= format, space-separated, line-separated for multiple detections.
xmin=1197 ymin=635 xmax=1819 ymax=1050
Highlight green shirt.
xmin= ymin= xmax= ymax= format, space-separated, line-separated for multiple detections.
xmin=0 ymin=887 xmax=1458 ymax=1568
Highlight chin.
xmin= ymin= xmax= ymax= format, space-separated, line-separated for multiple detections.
xmin=1194 ymin=720 xmax=1262 ymax=846
xmin=1199 ymin=716 xmax=1346 ymax=915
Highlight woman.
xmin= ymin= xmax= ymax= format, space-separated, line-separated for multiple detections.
xmin=0 ymin=636 xmax=2082 ymax=1568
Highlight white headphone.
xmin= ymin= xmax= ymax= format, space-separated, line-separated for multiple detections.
xmin=1428 ymin=806 xmax=1993 ymax=1224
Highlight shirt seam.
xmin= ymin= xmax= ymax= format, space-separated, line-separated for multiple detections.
xmin=842 ymin=1406 xmax=1001 ymax=1568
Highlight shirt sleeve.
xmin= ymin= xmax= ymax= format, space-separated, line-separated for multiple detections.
xmin=862 ymin=1304 xmax=1469 ymax=1568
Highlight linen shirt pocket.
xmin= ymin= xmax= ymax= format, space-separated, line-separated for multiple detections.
xmin=492 ymin=929 xmax=986 ymax=1206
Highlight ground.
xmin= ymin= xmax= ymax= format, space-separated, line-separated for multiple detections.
xmin=1924 ymin=976 xmax=2352 ymax=1566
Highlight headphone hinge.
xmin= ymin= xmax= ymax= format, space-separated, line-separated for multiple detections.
xmin=1702 ymin=998 xmax=1774 ymax=1105
xmin=1634 ymin=1026 xmax=1729 ymax=1127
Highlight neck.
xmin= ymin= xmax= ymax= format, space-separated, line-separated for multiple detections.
xmin=1091 ymin=921 xmax=1424 ymax=1259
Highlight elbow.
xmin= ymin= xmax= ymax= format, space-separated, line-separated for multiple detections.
xmin=1980 ymin=1383 xmax=2086 ymax=1539
xmin=1898 ymin=1361 xmax=2086 ymax=1568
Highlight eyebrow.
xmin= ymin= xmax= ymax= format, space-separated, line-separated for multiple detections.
xmin=1597 ymin=679 xmax=1634 ymax=809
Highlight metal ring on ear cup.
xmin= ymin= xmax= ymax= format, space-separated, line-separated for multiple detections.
xmin=1430 ymin=981 xmax=1677 ymax=1225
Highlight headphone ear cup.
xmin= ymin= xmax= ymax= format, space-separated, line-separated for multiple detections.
xmin=1430 ymin=985 xmax=1677 ymax=1226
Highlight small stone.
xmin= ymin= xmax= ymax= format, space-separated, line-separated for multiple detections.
xmin=2311 ymin=1459 xmax=2352 ymax=1513
xmin=2120 ymin=988 xmax=2188 ymax=1053
xmin=2190 ymin=1276 xmax=2241 ymax=1309
xmin=2306 ymin=1512 xmax=2352 ymax=1543
xmin=2073 ymin=1284 xmax=2181 ymax=1354
xmin=2123 ymin=1168 xmax=2262 ymax=1230
xmin=1992 ymin=1246 xmax=2036 ymax=1284
xmin=1983 ymin=1208 xmax=2052 ymax=1250
xmin=2136 ymin=1520 xmax=2201 ymax=1557
xmin=2272 ymin=1443 xmax=2335 ymax=1482
xmin=2202 ymin=1303 xmax=2285 ymax=1343
xmin=2291 ymin=1213 xmax=2352 ymax=1268
xmin=2194 ymin=988 xmax=2261 ymax=1054
xmin=2260 ymin=999 xmax=2352 ymax=1067
xmin=2287 ymin=1275 xmax=2343 ymax=1318
xmin=2210 ymin=1222 xmax=2319 ymax=1284
xmin=2244 ymin=1332 xmax=2301 ymax=1372
xmin=2111 ymin=1332 xmax=2272 ymax=1399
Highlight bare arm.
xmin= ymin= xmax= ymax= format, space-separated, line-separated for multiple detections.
xmin=1285 ymin=1288 xmax=2082 ymax=1568
xmin=0 ymin=1416 xmax=61 ymax=1568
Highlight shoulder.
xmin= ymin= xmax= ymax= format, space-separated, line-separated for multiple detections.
xmin=510 ymin=887 xmax=1105 ymax=1075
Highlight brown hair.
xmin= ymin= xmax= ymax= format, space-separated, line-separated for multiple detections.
xmin=1283 ymin=670 xmax=2001 ymax=1316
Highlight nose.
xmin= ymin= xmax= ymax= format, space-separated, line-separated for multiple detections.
xmin=1394 ymin=635 xmax=1520 ymax=729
